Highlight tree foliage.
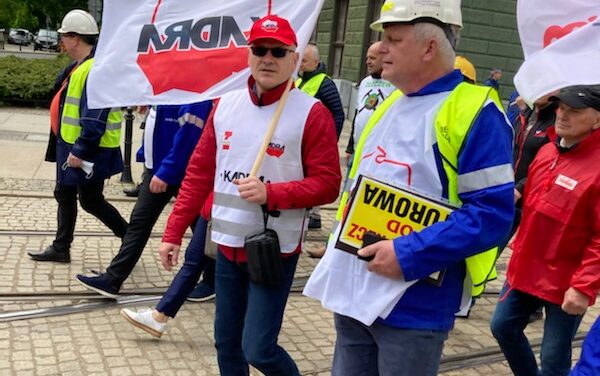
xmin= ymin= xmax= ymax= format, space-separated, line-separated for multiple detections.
xmin=0 ymin=54 xmax=72 ymax=103
xmin=0 ymin=0 xmax=90 ymax=31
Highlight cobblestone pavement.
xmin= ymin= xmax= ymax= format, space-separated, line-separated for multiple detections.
xmin=0 ymin=107 xmax=598 ymax=375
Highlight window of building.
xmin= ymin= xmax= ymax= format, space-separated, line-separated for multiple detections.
xmin=359 ymin=0 xmax=385 ymax=78
xmin=369 ymin=0 xmax=385 ymax=44
xmin=329 ymin=0 xmax=349 ymax=77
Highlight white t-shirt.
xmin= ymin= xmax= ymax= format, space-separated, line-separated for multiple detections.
xmin=352 ymin=75 xmax=395 ymax=150
xmin=143 ymin=107 xmax=157 ymax=169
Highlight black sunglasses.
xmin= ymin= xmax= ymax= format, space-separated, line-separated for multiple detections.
xmin=250 ymin=46 xmax=294 ymax=58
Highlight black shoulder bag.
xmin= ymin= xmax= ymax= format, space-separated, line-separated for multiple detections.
xmin=244 ymin=207 xmax=284 ymax=286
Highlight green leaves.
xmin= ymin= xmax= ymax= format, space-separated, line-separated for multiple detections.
xmin=0 ymin=0 xmax=91 ymax=30
xmin=0 ymin=54 xmax=71 ymax=103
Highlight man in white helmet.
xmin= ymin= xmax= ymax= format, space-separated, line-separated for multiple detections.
xmin=28 ymin=10 xmax=127 ymax=263
xmin=304 ymin=1 xmax=514 ymax=374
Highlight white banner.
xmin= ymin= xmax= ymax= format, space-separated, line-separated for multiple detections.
xmin=87 ymin=0 xmax=324 ymax=109
xmin=514 ymin=0 xmax=600 ymax=104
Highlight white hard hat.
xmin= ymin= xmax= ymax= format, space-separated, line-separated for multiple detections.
xmin=58 ymin=9 xmax=99 ymax=35
xmin=370 ymin=0 xmax=463 ymax=31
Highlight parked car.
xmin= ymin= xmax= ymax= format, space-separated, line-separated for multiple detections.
xmin=34 ymin=29 xmax=59 ymax=51
xmin=7 ymin=28 xmax=30 ymax=45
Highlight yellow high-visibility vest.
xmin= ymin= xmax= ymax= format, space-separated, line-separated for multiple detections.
xmin=339 ymin=82 xmax=504 ymax=297
xmin=60 ymin=58 xmax=122 ymax=148
xmin=295 ymin=72 xmax=328 ymax=97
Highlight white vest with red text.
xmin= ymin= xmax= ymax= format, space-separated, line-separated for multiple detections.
xmin=211 ymin=87 xmax=318 ymax=252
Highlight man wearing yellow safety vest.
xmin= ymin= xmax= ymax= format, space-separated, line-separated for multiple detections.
xmin=28 ymin=10 xmax=127 ymax=263
xmin=304 ymin=1 xmax=514 ymax=374
xmin=296 ymin=44 xmax=345 ymax=138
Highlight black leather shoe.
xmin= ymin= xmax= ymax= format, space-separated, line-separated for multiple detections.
xmin=123 ymin=183 xmax=142 ymax=197
xmin=28 ymin=246 xmax=70 ymax=263
xmin=308 ymin=216 xmax=322 ymax=229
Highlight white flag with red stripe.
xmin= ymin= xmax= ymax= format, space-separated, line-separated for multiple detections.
xmin=86 ymin=0 xmax=324 ymax=108
xmin=514 ymin=0 xmax=600 ymax=104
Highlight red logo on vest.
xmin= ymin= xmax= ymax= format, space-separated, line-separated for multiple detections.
xmin=266 ymin=138 xmax=285 ymax=158
xmin=361 ymin=146 xmax=413 ymax=186
xmin=223 ymin=130 xmax=233 ymax=150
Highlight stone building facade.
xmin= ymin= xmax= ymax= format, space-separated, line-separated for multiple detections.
xmin=313 ymin=0 xmax=523 ymax=99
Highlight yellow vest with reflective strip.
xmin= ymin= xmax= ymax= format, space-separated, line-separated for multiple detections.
xmin=60 ymin=58 xmax=122 ymax=148
xmin=295 ymin=72 xmax=328 ymax=97
xmin=339 ymin=82 xmax=503 ymax=297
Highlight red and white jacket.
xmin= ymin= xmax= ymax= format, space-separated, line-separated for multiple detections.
xmin=162 ymin=77 xmax=341 ymax=262
xmin=508 ymin=130 xmax=600 ymax=305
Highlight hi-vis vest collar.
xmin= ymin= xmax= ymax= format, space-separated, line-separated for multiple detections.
xmin=338 ymin=82 xmax=505 ymax=297
xmin=295 ymin=72 xmax=328 ymax=97
xmin=60 ymin=58 xmax=122 ymax=148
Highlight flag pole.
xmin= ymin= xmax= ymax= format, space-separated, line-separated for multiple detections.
xmin=250 ymin=76 xmax=294 ymax=177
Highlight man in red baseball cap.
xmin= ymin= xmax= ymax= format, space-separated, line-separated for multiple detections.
xmin=159 ymin=14 xmax=341 ymax=376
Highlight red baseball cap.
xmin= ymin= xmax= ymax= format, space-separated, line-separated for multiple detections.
xmin=247 ymin=14 xmax=297 ymax=47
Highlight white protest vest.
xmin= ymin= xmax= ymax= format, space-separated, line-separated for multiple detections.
xmin=304 ymin=91 xmax=452 ymax=325
xmin=211 ymin=88 xmax=318 ymax=252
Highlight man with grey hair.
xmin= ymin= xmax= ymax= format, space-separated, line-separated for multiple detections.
xmin=304 ymin=1 xmax=514 ymax=374
xmin=297 ymin=44 xmax=345 ymax=138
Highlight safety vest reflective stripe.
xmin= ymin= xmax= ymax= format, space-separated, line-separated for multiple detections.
xmin=339 ymin=83 xmax=506 ymax=297
xmin=62 ymin=116 xmax=80 ymax=126
xmin=64 ymin=96 xmax=79 ymax=106
xmin=458 ymin=163 xmax=514 ymax=194
xmin=213 ymin=192 xmax=257 ymax=212
xmin=178 ymin=112 xmax=205 ymax=128
xmin=62 ymin=115 xmax=121 ymax=131
xmin=296 ymin=73 xmax=328 ymax=97
xmin=211 ymin=217 xmax=302 ymax=245
xmin=60 ymin=58 xmax=122 ymax=148
xmin=213 ymin=192 xmax=307 ymax=220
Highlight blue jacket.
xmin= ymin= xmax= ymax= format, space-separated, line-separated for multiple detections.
xmin=383 ymin=71 xmax=514 ymax=331
xmin=506 ymin=90 xmax=520 ymax=125
xmin=483 ymin=77 xmax=500 ymax=92
xmin=55 ymin=56 xmax=124 ymax=186
xmin=571 ymin=316 xmax=600 ymax=376
xmin=136 ymin=102 xmax=213 ymax=186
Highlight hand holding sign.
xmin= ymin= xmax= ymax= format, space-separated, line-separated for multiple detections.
xmin=358 ymin=239 xmax=404 ymax=279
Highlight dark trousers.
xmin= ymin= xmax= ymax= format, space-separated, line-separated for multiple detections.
xmin=214 ymin=251 xmax=300 ymax=376
xmin=53 ymin=181 xmax=127 ymax=252
xmin=332 ymin=314 xmax=448 ymax=376
xmin=105 ymin=173 xmax=178 ymax=288
xmin=491 ymin=283 xmax=583 ymax=376
xmin=156 ymin=219 xmax=216 ymax=317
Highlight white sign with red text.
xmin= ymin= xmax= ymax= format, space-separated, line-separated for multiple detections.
xmin=86 ymin=0 xmax=324 ymax=109
xmin=514 ymin=0 xmax=600 ymax=104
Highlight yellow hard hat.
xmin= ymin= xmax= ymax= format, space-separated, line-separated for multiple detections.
xmin=454 ymin=55 xmax=476 ymax=83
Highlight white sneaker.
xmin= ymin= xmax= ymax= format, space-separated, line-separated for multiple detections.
xmin=120 ymin=308 xmax=166 ymax=338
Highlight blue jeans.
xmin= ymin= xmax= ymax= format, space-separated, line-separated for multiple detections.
xmin=214 ymin=251 xmax=300 ymax=376
xmin=490 ymin=283 xmax=583 ymax=376
xmin=332 ymin=314 xmax=448 ymax=376
xmin=156 ymin=219 xmax=209 ymax=317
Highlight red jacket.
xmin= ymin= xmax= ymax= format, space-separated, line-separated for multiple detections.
xmin=508 ymin=130 xmax=600 ymax=305
xmin=162 ymin=77 xmax=341 ymax=262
